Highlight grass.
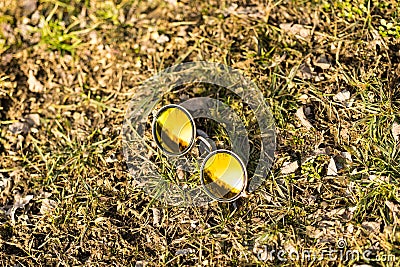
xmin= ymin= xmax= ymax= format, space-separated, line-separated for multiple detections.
xmin=0 ymin=0 xmax=400 ymax=265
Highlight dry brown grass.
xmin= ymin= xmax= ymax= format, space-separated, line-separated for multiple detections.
xmin=0 ymin=0 xmax=400 ymax=266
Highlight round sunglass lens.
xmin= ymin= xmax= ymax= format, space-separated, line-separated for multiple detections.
xmin=201 ymin=150 xmax=247 ymax=201
xmin=153 ymin=105 xmax=195 ymax=155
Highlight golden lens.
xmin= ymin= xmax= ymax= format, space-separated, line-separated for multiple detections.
xmin=152 ymin=105 xmax=195 ymax=156
xmin=200 ymin=150 xmax=247 ymax=201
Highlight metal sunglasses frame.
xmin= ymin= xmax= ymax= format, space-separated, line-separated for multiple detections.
xmin=200 ymin=149 xmax=248 ymax=202
xmin=151 ymin=104 xmax=248 ymax=202
xmin=151 ymin=104 xmax=197 ymax=157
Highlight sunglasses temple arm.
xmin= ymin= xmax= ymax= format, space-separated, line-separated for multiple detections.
xmin=196 ymin=136 xmax=214 ymax=153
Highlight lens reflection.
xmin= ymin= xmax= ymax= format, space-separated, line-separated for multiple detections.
xmin=201 ymin=150 xmax=246 ymax=201
xmin=152 ymin=105 xmax=195 ymax=155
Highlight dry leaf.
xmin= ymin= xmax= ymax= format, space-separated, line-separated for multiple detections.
xmin=295 ymin=107 xmax=313 ymax=130
xmin=94 ymin=217 xmax=108 ymax=225
xmin=314 ymin=54 xmax=331 ymax=70
xmin=361 ymin=221 xmax=380 ymax=233
xmin=314 ymin=147 xmax=330 ymax=155
xmin=0 ymin=175 xmax=12 ymax=203
xmin=175 ymin=248 xmax=194 ymax=256
xmin=20 ymin=0 xmax=37 ymax=16
xmin=327 ymin=157 xmax=338 ymax=176
xmin=176 ymin=166 xmax=185 ymax=180
xmin=299 ymin=94 xmax=309 ymax=104
xmin=105 ymin=153 xmax=118 ymax=163
xmin=323 ymin=207 xmax=353 ymax=221
xmin=306 ymin=225 xmax=324 ymax=239
xmin=269 ymin=53 xmax=286 ymax=68
xmin=369 ymin=174 xmax=389 ymax=183
xmin=283 ymin=242 xmax=297 ymax=255
xmin=14 ymin=194 xmax=33 ymax=209
xmin=392 ymin=122 xmax=400 ymax=142
xmin=280 ymin=23 xmax=311 ymax=39
xmin=333 ymin=90 xmax=351 ymax=106
xmin=385 ymin=201 xmax=399 ymax=212
xmin=152 ymin=208 xmax=160 ymax=226
xmin=7 ymin=193 xmax=33 ymax=223
xmin=296 ymin=64 xmax=314 ymax=80
xmin=40 ymin=198 xmax=58 ymax=215
xmin=281 ymin=161 xmax=299 ymax=174
xmin=341 ymin=151 xmax=352 ymax=162
xmin=37 ymin=190 xmax=52 ymax=199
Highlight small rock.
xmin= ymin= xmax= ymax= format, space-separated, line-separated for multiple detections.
xmin=166 ymin=0 xmax=177 ymax=6
xmin=281 ymin=161 xmax=299 ymax=174
xmin=22 ymin=17 xmax=30 ymax=25
xmin=101 ymin=127 xmax=110 ymax=135
xmin=175 ymin=248 xmax=194 ymax=256
xmin=25 ymin=114 xmax=40 ymax=127
xmin=8 ymin=121 xmax=30 ymax=135
xmin=19 ymin=24 xmax=32 ymax=42
xmin=20 ymin=0 xmax=37 ymax=16
xmin=176 ymin=166 xmax=185 ymax=180
xmin=31 ymin=10 xmax=40 ymax=25
xmin=1 ymin=54 xmax=13 ymax=66
xmin=28 ymin=70 xmax=44 ymax=93
xmin=135 ymin=261 xmax=147 ymax=267
xmin=89 ymin=31 xmax=98 ymax=45
xmin=304 ymin=106 xmax=312 ymax=116
xmin=156 ymin=34 xmax=169 ymax=44
xmin=314 ymin=74 xmax=324 ymax=82
xmin=347 ymin=224 xmax=354 ymax=233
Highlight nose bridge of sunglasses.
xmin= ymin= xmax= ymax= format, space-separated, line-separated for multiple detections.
xmin=196 ymin=129 xmax=217 ymax=155
xmin=179 ymin=97 xmax=250 ymax=167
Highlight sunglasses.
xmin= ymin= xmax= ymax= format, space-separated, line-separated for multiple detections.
xmin=152 ymin=104 xmax=248 ymax=202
